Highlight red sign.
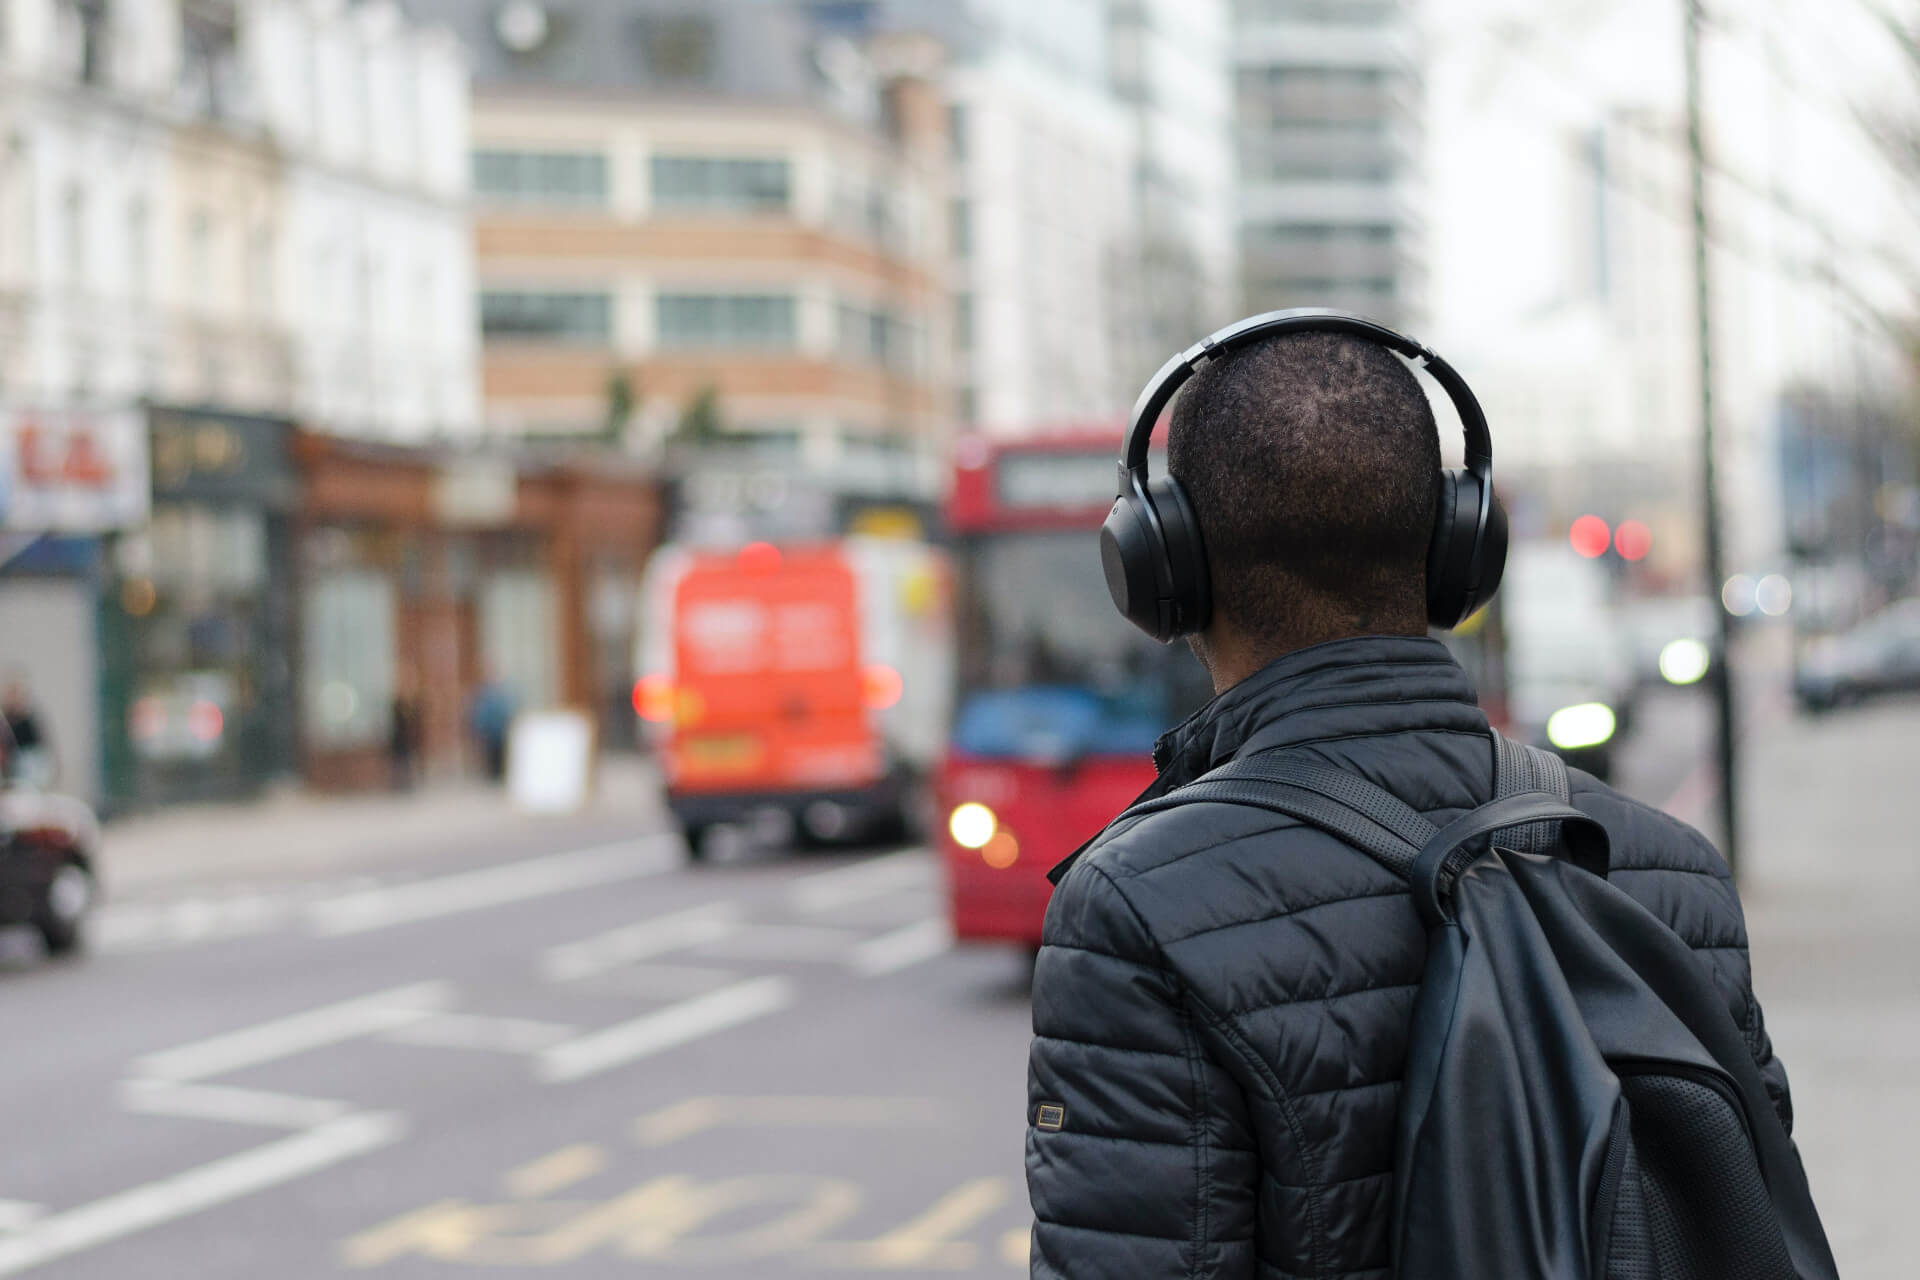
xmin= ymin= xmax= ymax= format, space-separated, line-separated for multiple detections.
xmin=0 ymin=408 xmax=149 ymax=532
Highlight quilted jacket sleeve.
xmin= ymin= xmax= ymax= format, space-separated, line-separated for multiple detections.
xmin=1026 ymin=861 xmax=1260 ymax=1279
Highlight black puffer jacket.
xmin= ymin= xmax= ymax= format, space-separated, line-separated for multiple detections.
xmin=1026 ymin=636 xmax=1792 ymax=1280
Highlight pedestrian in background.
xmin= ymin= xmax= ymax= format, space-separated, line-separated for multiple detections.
xmin=1026 ymin=316 xmax=1821 ymax=1278
xmin=0 ymin=673 xmax=56 ymax=788
xmin=467 ymin=671 xmax=515 ymax=784
xmin=389 ymin=667 xmax=422 ymax=792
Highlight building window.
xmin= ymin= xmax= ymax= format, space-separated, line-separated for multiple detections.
xmin=1238 ymin=66 xmax=1392 ymax=126
xmin=649 ymin=156 xmax=790 ymax=214
xmin=188 ymin=209 xmax=217 ymax=309
xmin=249 ymin=225 xmax=273 ymax=316
xmin=1246 ymin=223 xmax=1395 ymax=247
xmin=180 ymin=0 xmax=241 ymax=120
xmin=303 ymin=569 xmax=396 ymax=749
xmin=126 ymin=197 xmax=148 ymax=301
xmin=71 ymin=0 xmax=110 ymax=85
xmin=1234 ymin=0 xmax=1400 ymax=21
xmin=63 ymin=183 xmax=86 ymax=290
xmin=479 ymin=290 xmax=614 ymax=342
xmin=954 ymin=293 xmax=973 ymax=352
xmin=656 ymin=294 xmax=796 ymax=349
xmin=835 ymin=300 xmax=919 ymax=372
xmin=949 ymin=103 xmax=968 ymax=163
xmin=950 ymin=198 xmax=971 ymax=258
xmin=471 ymin=150 xmax=609 ymax=206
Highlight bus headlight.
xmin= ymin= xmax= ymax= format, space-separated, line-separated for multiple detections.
xmin=1658 ymin=638 xmax=1711 ymax=686
xmin=1546 ymin=702 xmax=1617 ymax=751
xmin=949 ymin=802 xmax=997 ymax=850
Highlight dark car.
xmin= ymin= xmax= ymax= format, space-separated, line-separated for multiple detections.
xmin=0 ymin=741 xmax=99 ymax=956
xmin=1795 ymin=600 xmax=1920 ymax=712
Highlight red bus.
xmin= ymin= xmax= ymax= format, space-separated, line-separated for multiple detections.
xmin=937 ymin=433 xmax=1213 ymax=947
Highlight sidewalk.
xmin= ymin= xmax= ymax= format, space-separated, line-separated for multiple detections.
xmin=98 ymin=755 xmax=671 ymax=894
xmin=1736 ymin=697 xmax=1920 ymax=1279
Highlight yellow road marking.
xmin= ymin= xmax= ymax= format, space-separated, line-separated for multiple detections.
xmin=341 ymin=1201 xmax=510 ymax=1268
xmin=1000 ymin=1224 xmax=1031 ymax=1268
xmin=812 ymin=1176 xmax=1008 ymax=1269
xmin=632 ymin=1096 xmax=947 ymax=1147
xmin=504 ymin=1144 xmax=606 ymax=1200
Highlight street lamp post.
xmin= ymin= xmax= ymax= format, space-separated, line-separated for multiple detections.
xmin=1685 ymin=0 xmax=1741 ymax=874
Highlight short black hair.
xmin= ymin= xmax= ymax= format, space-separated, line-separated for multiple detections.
xmin=1167 ymin=331 xmax=1441 ymax=640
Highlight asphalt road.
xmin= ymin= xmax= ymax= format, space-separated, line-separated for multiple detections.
xmin=0 ymin=689 xmax=1717 ymax=1279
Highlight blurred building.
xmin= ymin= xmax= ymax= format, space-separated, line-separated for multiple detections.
xmin=919 ymin=0 xmax=1138 ymax=435
xmin=859 ymin=0 xmax=1237 ymax=433
xmin=294 ymin=436 xmax=661 ymax=789
xmin=1108 ymin=0 xmax=1239 ymax=373
xmin=1 ymin=0 xmax=479 ymax=809
xmin=400 ymin=0 xmax=953 ymax=522
xmin=1232 ymin=0 xmax=1426 ymax=327
xmin=0 ymin=0 xmax=476 ymax=437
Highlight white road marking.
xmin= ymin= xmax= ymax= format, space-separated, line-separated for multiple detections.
xmin=789 ymin=850 xmax=931 ymax=915
xmin=307 ymin=836 xmax=681 ymax=937
xmin=536 ymin=977 xmax=795 ymax=1084
xmin=380 ymin=1013 xmax=576 ymax=1055
xmin=848 ymin=918 xmax=953 ymax=976
xmin=118 ymin=1080 xmax=352 ymax=1129
xmin=0 ymin=1112 xmax=402 ymax=1277
xmin=0 ymin=1204 xmax=41 ymax=1235
xmin=133 ymin=981 xmax=452 ymax=1083
xmin=540 ymin=902 xmax=742 ymax=982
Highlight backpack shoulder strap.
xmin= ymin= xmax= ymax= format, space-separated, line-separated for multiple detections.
xmin=1119 ymin=753 xmax=1437 ymax=879
xmin=1491 ymin=731 xmax=1572 ymax=855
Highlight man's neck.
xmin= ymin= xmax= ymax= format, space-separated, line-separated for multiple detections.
xmin=1194 ymin=620 xmax=1429 ymax=695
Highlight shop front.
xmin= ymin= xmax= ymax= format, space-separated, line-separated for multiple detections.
xmin=296 ymin=437 xmax=661 ymax=791
xmin=105 ymin=407 xmax=300 ymax=807
xmin=0 ymin=405 xmax=150 ymax=809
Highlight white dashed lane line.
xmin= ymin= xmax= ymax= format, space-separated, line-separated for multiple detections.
xmin=307 ymin=836 xmax=682 ymax=937
xmin=536 ymin=977 xmax=797 ymax=1084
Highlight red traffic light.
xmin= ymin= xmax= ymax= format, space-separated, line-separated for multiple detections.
xmin=1569 ymin=515 xmax=1611 ymax=559
xmin=1615 ymin=520 xmax=1652 ymax=562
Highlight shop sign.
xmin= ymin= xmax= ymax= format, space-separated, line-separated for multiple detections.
xmin=434 ymin=458 xmax=517 ymax=526
xmin=148 ymin=407 xmax=294 ymax=504
xmin=0 ymin=407 xmax=150 ymax=532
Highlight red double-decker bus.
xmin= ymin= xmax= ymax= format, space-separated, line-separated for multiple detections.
xmin=937 ymin=432 xmax=1214 ymax=948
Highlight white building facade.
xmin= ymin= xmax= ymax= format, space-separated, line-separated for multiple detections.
xmin=0 ymin=0 xmax=476 ymax=440
xmin=944 ymin=6 xmax=1141 ymax=435
xmin=1232 ymin=0 xmax=1426 ymax=329
xmin=1107 ymin=0 xmax=1239 ymax=370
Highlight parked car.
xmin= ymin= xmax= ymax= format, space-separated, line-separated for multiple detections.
xmin=1795 ymin=600 xmax=1920 ymax=712
xmin=0 ymin=780 xmax=99 ymax=957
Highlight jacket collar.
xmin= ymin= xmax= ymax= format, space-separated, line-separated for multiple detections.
xmin=1151 ymin=634 xmax=1480 ymax=786
xmin=1049 ymin=635 xmax=1484 ymax=883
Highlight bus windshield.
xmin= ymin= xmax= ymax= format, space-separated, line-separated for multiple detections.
xmin=952 ymin=530 xmax=1212 ymax=760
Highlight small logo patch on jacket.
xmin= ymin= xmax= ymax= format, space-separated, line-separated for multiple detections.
xmin=1034 ymin=1103 xmax=1066 ymax=1131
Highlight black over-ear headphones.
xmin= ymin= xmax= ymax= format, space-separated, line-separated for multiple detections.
xmin=1099 ymin=307 xmax=1508 ymax=642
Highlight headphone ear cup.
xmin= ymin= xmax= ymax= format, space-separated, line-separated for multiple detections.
xmin=1102 ymin=496 xmax=1171 ymax=640
xmin=1469 ymin=489 xmax=1509 ymax=617
xmin=1148 ymin=476 xmax=1211 ymax=636
xmin=1426 ymin=468 xmax=1479 ymax=629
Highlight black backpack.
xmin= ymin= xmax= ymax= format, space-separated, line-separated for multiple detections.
xmin=1121 ymin=733 xmax=1838 ymax=1280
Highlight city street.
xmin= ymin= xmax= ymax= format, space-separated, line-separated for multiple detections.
xmin=0 ymin=679 xmax=1911 ymax=1278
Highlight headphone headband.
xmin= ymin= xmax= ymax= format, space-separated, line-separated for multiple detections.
xmin=1118 ymin=307 xmax=1493 ymax=491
